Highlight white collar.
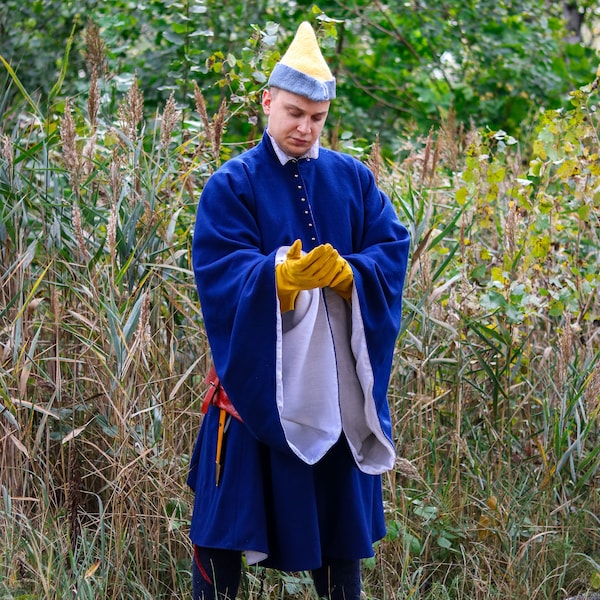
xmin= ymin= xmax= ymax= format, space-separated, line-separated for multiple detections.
xmin=267 ymin=130 xmax=320 ymax=164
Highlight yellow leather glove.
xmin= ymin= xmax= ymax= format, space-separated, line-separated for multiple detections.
xmin=328 ymin=256 xmax=354 ymax=301
xmin=275 ymin=240 xmax=340 ymax=311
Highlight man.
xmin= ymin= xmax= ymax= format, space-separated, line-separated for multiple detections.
xmin=188 ymin=21 xmax=410 ymax=600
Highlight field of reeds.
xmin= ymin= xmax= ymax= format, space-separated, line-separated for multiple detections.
xmin=1 ymin=30 xmax=600 ymax=600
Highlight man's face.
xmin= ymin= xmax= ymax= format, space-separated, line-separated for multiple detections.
xmin=262 ymin=88 xmax=330 ymax=158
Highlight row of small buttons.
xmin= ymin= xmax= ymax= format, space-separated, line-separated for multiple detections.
xmin=293 ymin=166 xmax=317 ymax=242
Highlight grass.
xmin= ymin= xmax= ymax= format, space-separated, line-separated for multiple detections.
xmin=1 ymin=27 xmax=600 ymax=599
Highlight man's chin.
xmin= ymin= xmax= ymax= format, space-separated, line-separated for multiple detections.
xmin=286 ymin=144 xmax=309 ymax=157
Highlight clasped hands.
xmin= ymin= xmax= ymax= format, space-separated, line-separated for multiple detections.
xmin=275 ymin=239 xmax=353 ymax=312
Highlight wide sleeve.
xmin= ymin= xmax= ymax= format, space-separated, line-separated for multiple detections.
xmin=192 ymin=162 xmax=293 ymax=454
xmin=344 ymin=163 xmax=411 ymax=448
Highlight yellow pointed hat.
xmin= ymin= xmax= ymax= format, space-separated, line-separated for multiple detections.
xmin=268 ymin=22 xmax=336 ymax=102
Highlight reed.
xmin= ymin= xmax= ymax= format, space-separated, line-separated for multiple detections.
xmin=1 ymin=29 xmax=599 ymax=600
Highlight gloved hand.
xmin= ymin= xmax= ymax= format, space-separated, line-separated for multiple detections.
xmin=328 ymin=255 xmax=354 ymax=301
xmin=275 ymin=240 xmax=341 ymax=311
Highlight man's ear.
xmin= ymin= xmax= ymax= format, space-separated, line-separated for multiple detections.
xmin=262 ymin=89 xmax=272 ymax=115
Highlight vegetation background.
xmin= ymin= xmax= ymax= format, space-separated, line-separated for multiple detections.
xmin=1 ymin=0 xmax=599 ymax=598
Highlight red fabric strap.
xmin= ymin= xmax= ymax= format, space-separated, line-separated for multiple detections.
xmin=201 ymin=365 xmax=242 ymax=422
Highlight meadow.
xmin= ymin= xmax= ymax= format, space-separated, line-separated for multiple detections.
xmin=1 ymin=31 xmax=599 ymax=600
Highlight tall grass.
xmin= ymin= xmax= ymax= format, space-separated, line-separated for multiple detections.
xmin=1 ymin=35 xmax=211 ymax=598
xmin=1 ymin=28 xmax=599 ymax=600
xmin=370 ymin=100 xmax=600 ymax=598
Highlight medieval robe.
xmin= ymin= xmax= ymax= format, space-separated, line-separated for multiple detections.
xmin=188 ymin=131 xmax=410 ymax=571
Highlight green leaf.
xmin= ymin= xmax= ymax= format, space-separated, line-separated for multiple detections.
xmin=437 ymin=535 xmax=453 ymax=549
xmin=163 ymin=31 xmax=185 ymax=45
xmin=0 ymin=53 xmax=42 ymax=118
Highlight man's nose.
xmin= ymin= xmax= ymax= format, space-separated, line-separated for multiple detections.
xmin=297 ymin=117 xmax=311 ymax=133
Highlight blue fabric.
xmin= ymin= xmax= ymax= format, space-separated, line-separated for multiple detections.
xmin=188 ymin=132 xmax=410 ymax=571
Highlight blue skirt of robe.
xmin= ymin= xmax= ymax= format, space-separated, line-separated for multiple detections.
xmin=187 ymin=403 xmax=385 ymax=572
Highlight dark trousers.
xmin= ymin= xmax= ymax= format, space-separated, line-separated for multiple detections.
xmin=192 ymin=546 xmax=362 ymax=600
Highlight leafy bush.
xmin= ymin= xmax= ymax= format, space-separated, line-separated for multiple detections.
xmin=370 ymin=76 xmax=600 ymax=599
xmin=2 ymin=0 xmax=598 ymax=146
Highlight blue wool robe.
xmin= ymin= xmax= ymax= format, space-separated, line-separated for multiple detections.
xmin=188 ymin=131 xmax=410 ymax=571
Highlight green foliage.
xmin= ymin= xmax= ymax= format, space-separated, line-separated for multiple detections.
xmin=0 ymin=54 xmax=211 ymax=598
xmin=1 ymin=11 xmax=600 ymax=600
xmin=375 ymin=72 xmax=600 ymax=599
xmin=2 ymin=0 xmax=598 ymax=148
xmin=313 ymin=0 xmax=598 ymax=149
xmin=0 ymin=0 xmax=89 ymax=102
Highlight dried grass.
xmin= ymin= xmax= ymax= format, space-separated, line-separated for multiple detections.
xmin=1 ymin=27 xmax=600 ymax=600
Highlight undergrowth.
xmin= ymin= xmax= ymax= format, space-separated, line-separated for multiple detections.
xmin=1 ymin=24 xmax=599 ymax=600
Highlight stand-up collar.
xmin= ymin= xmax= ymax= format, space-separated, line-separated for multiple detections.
xmin=266 ymin=130 xmax=320 ymax=165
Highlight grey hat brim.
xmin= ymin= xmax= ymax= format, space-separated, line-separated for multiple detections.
xmin=268 ymin=63 xmax=336 ymax=102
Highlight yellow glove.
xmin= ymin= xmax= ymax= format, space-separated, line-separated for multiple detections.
xmin=275 ymin=240 xmax=340 ymax=311
xmin=328 ymin=256 xmax=354 ymax=301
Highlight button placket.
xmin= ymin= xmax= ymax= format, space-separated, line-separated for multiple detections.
xmin=298 ymin=165 xmax=317 ymax=242
xmin=292 ymin=162 xmax=318 ymax=244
